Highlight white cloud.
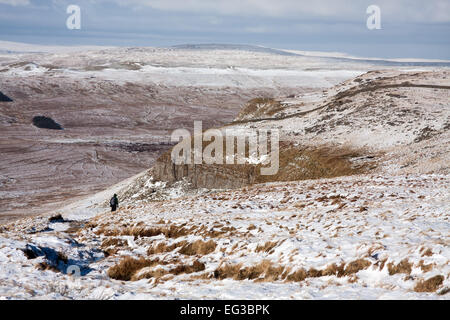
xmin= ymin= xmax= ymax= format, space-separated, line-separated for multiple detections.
xmin=113 ymin=0 xmax=450 ymax=23
xmin=0 ymin=0 xmax=30 ymax=6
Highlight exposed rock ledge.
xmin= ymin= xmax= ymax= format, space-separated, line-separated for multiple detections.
xmin=124 ymin=70 xmax=450 ymax=197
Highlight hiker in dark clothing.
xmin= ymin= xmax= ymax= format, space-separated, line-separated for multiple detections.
xmin=110 ymin=194 xmax=119 ymax=212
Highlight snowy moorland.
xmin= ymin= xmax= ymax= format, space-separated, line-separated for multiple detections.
xmin=0 ymin=43 xmax=449 ymax=299
xmin=0 ymin=43 xmax=379 ymax=221
xmin=0 ymin=173 xmax=448 ymax=299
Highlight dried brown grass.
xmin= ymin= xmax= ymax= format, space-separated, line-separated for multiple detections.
xmin=170 ymin=260 xmax=206 ymax=275
xmin=212 ymin=257 xmax=374 ymax=284
xmin=321 ymin=263 xmax=346 ymax=277
xmin=387 ymin=259 xmax=412 ymax=275
xmin=213 ymin=263 xmax=243 ymax=280
xmin=107 ymin=257 xmax=161 ymax=281
xmin=235 ymin=97 xmax=284 ymax=121
xmin=414 ymin=275 xmax=444 ymax=292
xmin=135 ymin=260 xmax=206 ymax=281
xmin=238 ymin=260 xmax=285 ymax=281
xmin=285 ymin=268 xmax=308 ymax=282
xmin=343 ymin=259 xmax=371 ymax=275
xmin=101 ymin=238 xmax=127 ymax=249
xmin=255 ymin=241 xmax=278 ymax=253
xmin=35 ymin=262 xmax=60 ymax=273
xmin=213 ymin=260 xmax=285 ymax=281
xmin=96 ymin=224 xmax=189 ymax=239
xmin=178 ymin=240 xmax=217 ymax=256
xmin=418 ymin=260 xmax=433 ymax=273
xmin=255 ymin=144 xmax=366 ymax=184
xmin=147 ymin=241 xmax=187 ymax=255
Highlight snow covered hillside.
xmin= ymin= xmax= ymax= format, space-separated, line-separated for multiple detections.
xmin=0 ymin=43 xmax=449 ymax=299
xmin=2 ymin=44 xmax=370 ymax=221
xmin=0 ymin=173 xmax=448 ymax=299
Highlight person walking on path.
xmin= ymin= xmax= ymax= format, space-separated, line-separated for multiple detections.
xmin=110 ymin=194 xmax=119 ymax=212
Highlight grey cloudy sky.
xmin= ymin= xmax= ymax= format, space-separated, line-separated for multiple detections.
xmin=0 ymin=0 xmax=449 ymax=59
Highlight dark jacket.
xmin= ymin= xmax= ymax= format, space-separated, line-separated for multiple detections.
xmin=110 ymin=196 xmax=118 ymax=207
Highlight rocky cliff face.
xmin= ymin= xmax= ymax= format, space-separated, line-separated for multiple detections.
xmin=149 ymin=143 xmax=370 ymax=191
xmin=151 ymin=157 xmax=255 ymax=190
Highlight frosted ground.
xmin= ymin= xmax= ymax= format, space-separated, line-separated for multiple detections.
xmin=0 ymin=173 xmax=448 ymax=299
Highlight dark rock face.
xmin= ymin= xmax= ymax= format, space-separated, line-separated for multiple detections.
xmin=32 ymin=116 xmax=63 ymax=130
xmin=152 ymin=155 xmax=253 ymax=189
xmin=0 ymin=91 xmax=13 ymax=102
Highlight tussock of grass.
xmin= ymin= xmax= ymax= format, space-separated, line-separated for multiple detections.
xmin=285 ymin=269 xmax=308 ymax=282
xmin=108 ymin=255 xmax=207 ymax=281
xmin=21 ymin=248 xmax=38 ymax=260
xmin=235 ymin=98 xmax=284 ymax=121
xmin=96 ymin=224 xmax=189 ymax=239
xmin=418 ymin=260 xmax=433 ymax=273
xmin=213 ymin=264 xmax=243 ymax=280
xmin=343 ymin=259 xmax=371 ymax=275
xmin=147 ymin=241 xmax=188 ymax=255
xmin=202 ymin=226 xmax=237 ymax=238
xmin=421 ymin=248 xmax=433 ymax=257
xmin=34 ymin=251 xmax=69 ymax=273
xmin=107 ymin=257 xmax=161 ymax=281
xmin=171 ymin=260 xmax=206 ymax=275
xmin=57 ymin=252 xmax=68 ymax=264
xmin=241 ymin=261 xmax=285 ymax=281
xmin=48 ymin=214 xmax=64 ymax=223
xmin=387 ymin=259 xmax=412 ymax=275
xmin=135 ymin=260 xmax=206 ymax=281
xmin=213 ymin=259 xmax=373 ymax=283
xmin=101 ymin=238 xmax=127 ymax=249
xmin=306 ymin=267 xmax=322 ymax=278
xmin=321 ymin=263 xmax=345 ymax=277
xmin=438 ymin=287 xmax=450 ymax=296
xmin=178 ymin=240 xmax=217 ymax=256
xmin=214 ymin=261 xmax=291 ymax=282
xmin=414 ymin=275 xmax=444 ymax=292
xmin=36 ymin=262 xmax=60 ymax=272
xmin=255 ymin=241 xmax=278 ymax=253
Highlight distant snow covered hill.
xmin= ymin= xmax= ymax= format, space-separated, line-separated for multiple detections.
xmin=0 ymin=40 xmax=115 ymax=54
xmin=172 ymin=43 xmax=450 ymax=67
xmin=171 ymin=43 xmax=300 ymax=56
